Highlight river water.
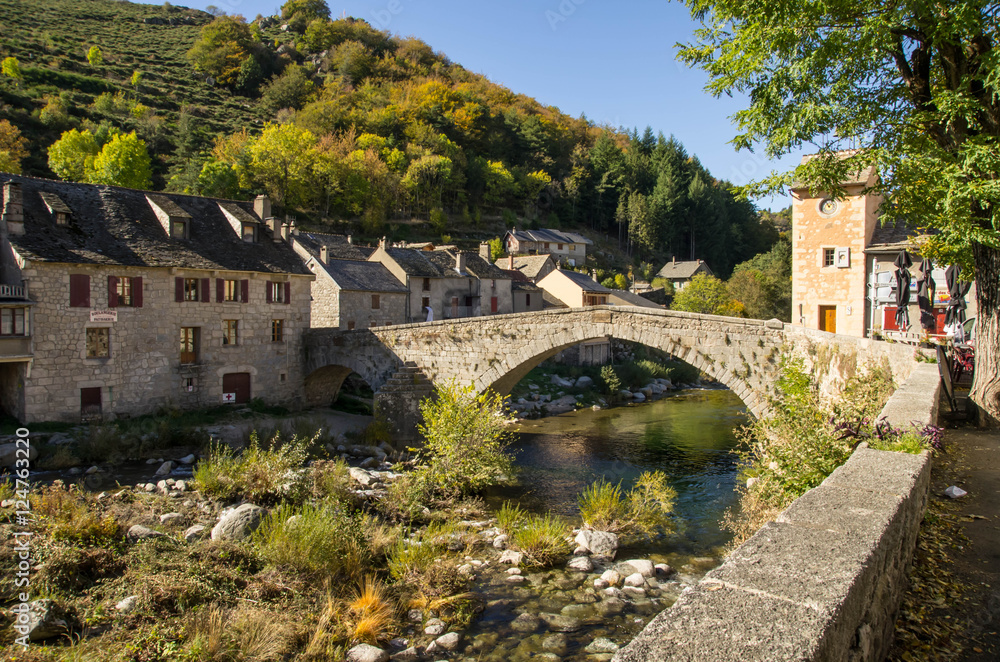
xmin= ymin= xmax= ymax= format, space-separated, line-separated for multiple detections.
xmin=466 ymin=388 xmax=748 ymax=660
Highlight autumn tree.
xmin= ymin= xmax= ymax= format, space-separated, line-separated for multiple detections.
xmin=87 ymin=46 xmax=103 ymax=68
xmin=1 ymin=57 xmax=22 ymax=88
xmin=727 ymin=239 xmax=792 ymax=321
xmin=670 ymin=273 xmax=742 ymax=317
xmin=47 ymin=128 xmax=101 ymax=181
xmin=187 ymin=15 xmax=255 ymax=87
xmin=678 ymin=0 xmax=1000 ymax=419
xmin=248 ymin=122 xmax=317 ymax=214
xmin=0 ymin=120 xmax=29 ymax=174
xmin=88 ymin=132 xmax=152 ymax=189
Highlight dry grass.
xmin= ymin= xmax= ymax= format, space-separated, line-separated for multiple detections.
xmin=348 ymin=576 xmax=395 ymax=644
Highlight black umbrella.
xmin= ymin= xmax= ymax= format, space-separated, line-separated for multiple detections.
xmin=917 ymin=258 xmax=936 ymax=331
xmin=894 ymin=250 xmax=912 ymax=331
xmin=945 ymin=264 xmax=972 ymax=329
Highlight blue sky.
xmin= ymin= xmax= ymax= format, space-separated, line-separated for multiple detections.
xmin=184 ymin=0 xmax=803 ymax=210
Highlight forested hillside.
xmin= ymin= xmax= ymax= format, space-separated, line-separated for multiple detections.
xmin=0 ymin=0 xmax=779 ymax=277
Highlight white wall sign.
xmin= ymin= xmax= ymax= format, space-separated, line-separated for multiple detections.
xmin=835 ymin=247 xmax=851 ymax=268
xmin=222 ymin=392 xmax=236 ymax=403
xmin=89 ymin=310 xmax=118 ymax=322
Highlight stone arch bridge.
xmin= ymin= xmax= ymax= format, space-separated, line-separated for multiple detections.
xmin=302 ymin=306 xmax=920 ymax=438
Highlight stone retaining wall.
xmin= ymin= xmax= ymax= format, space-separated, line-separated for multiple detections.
xmin=614 ymin=365 xmax=938 ymax=662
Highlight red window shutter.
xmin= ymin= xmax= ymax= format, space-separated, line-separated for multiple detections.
xmin=200 ymin=278 xmax=210 ymax=303
xmin=107 ymin=275 xmax=119 ymax=308
xmin=266 ymin=283 xmax=273 ymax=304
xmin=69 ymin=274 xmax=90 ymax=308
xmin=132 ymin=277 xmax=143 ymax=308
xmin=241 ymin=279 xmax=249 ymax=303
xmin=491 ymin=297 xmax=498 ymax=313
xmin=284 ymin=281 xmax=291 ymax=304
xmin=175 ymin=277 xmax=184 ymax=303
xmin=216 ymin=278 xmax=224 ymax=303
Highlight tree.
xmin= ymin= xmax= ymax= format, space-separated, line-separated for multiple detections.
xmin=86 ymin=46 xmax=103 ymax=68
xmin=187 ymin=15 xmax=254 ymax=86
xmin=88 ymin=131 xmax=152 ymax=189
xmin=670 ymin=273 xmax=742 ymax=317
xmin=488 ymin=237 xmax=504 ymax=262
xmin=259 ymin=64 xmax=315 ymax=114
xmin=281 ymin=0 xmax=330 ymax=21
xmin=47 ymin=129 xmax=101 ymax=181
xmin=727 ymin=240 xmax=792 ymax=321
xmin=677 ymin=0 xmax=1000 ymax=420
xmin=1 ymin=57 xmax=22 ymax=87
xmin=248 ymin=122 xmax=317 ymax=214
xmin=0 ymin=120 xmax=28 ymax=174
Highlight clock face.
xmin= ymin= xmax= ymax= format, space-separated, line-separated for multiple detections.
xmin=820 ymin=198 xmax=838 ymax=215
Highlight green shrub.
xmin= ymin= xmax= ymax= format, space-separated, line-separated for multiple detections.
xmin=509 ymin=513 xmax=571 ymax=568
xmin=311 ymin=458 xmax=354 ymax=505
xmin=600 ymin=365 xmax=621 ymax=395
xmin=379 ymin=471 xmax=433 ymax=522
xmin=193 ymin=431 xmax=314 ymax=503
xmin=415 ymin=382 xmax=514 ymax=498
xmin=495 ymin=501 xmax=527 ymax=535
xmin=577 ymin=471 xmax=676 ymax=536
xmin=387 ymin=522 xmax=467 ymax=597
xmin=253 ymin=503 xmax=369 ymax=580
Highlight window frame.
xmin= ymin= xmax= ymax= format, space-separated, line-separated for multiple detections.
xmin=222 ymin=319 xmax=239 ymax=346
xmin=184 ymin=278 xmax=200 ymax=301
xmin=0 ymin=308 xmax=26 ymax=336
xmin=823 ymin=248 xmax=836 ymax=268
xmin=85 ymin=327 xmax=110 ymax=359
xmin=271 ymin=319 xmax=284 ymax=343
xmin=224 ymin=279 xmax=239 ymax=302
xmin=180 ymin=326 xmax=199 ymax=364
xmin=371 ymin=294 xmax=380 ymax=310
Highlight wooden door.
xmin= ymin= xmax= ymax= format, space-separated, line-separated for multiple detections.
xmin=819 ymin=306 xmax=837 ymax=333
xmin=80 ymin=387 xmax=102 ymax=417
xmin=222 ymin=372 xmax=251 ymax=404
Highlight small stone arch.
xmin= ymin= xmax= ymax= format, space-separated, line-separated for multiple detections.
xmin=303 ymin=365 xmax=381 ymax=409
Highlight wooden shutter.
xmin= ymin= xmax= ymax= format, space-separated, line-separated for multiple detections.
xmin=216 ymin=278 xmax=224 ymax=303
xmin=69 ymin=274 xmax=90 ymax=308
xmin=175 ymin=277 xmax=184 ymax=303
xmin=284 ymin=281 xmax=291 ymax=304
xmin=241 ymin=279 xmax=249 ymax=303
xmin=200 ymin=278 xmax=210 ymax=303
xmin=132 ymin=277 xmax=143 ymax=308
xmin=107 ymin=275 xmax=119 ymax=308
xmin=266 ymin=282 xmax=273 ymax=304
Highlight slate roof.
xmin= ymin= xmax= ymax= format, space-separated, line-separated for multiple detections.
xmin=508 ymin=228 xmax=593 ymax=245
xmin=866 ymin=220 xmax=928 ymax=253
xmin=656 ymin=259 xmax=713 ymax=280
xmin=496 ymin=254 xmax=555 ymax=280
xmin=551 ymin=268 xmax=612 ymax=293
xmin=0 ymin=174 xmax=310 ymax=275
xmin=445 ymin=251 xmax=510 ymax=280
xmin=422 ymin=250 xmax=480 ymax=279
xmin=792 ymin=150 xmax=877 ymax=189
xmin=609 ymin=290 xmax=664 ymax=308
xmin=320 ymin=259 xmax=407 ymax=293
xmin=382 ymin=247 xmax=451 ymax=278
xmin=542 ymin=290 xmax=569 ymax=308
xmin=297 ymin=232 xmax=374 ymax=261
xmin=512 ymin=280 xmax=541 ymax=292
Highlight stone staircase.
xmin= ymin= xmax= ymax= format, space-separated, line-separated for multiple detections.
xmin=374 ymin=362 xmax=435 ymax=441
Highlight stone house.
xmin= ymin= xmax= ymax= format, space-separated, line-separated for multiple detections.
xmin=495 ymin=253 xmax=557 ymax=284
xmin=368 ymin=246 xmax=512 ymax=322
xmin=536 ymin=267 xmax=611 ymax=364
xmin=0 ymin=175 xmax=313 ymax=423
xmin=655 ymin=258 xmax=714 ymax=291
xmin=499 ymin=267 xmax=543 ymax=313
xmin=291 ymin=232 xmax=406 ymax=329
xmin=790 ymin=153 xmax=973 ymax=338
xmin=504 ymin=228 xmax=591 ymax=266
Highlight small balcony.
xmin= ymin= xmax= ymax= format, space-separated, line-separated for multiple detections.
xmin=0 ymin=335 xmax=31 ymax=361
xmin=0 ymin=284 xmax=28 ymax=300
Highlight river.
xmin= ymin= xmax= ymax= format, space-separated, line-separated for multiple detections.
xmin=467 ymin=388 xmax=748 ymax=660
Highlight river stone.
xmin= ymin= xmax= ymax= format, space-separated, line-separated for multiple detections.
xmin=506 ymin=575 xmax=527 ymax=584
xmin=600 ymin=569 xmax=621 ymax=586
xmin=603 ymin=586 xmax=625 ymax=599
xmin=574 ymin=530 xmax=618 ymax=557
xmin=499 ymin=549 xmax=523 ymax=565
xmin=655 ymin=563 xmax=674 ymax=577
xmin=542 ymin=633 xmax=569 ymax=655
xmin=560 ymin=603 xmax=593 ymax=619
xmin=211 ymin=504 xmax=265 ymax=541
xmin=632 ymin=391 xmax=647 ymax=402
xmin=435 ymin=632 xmax=461 ymax=651
xmin=623 ymin=572 xmax=646 ymax=587
xmin=623 ymin=586 xmax=647 ymax=598
xmin=179 ymin=453 xmax=196 ymax=464
xmin=0 ymin=442 xmax=37 ymax=468
xmin=618 ymin=559 xmax=655 ymax=578
xmin=25 ymin=599 xmax=74 ymax=641
xmin=424 ymin=618 xmax=447 ymax=635
xmin=566 ymin=556 xmax=594 ymax=572
xmin=493 ymin=534 xmax=509 ymax=549
xmin=575 ymin=375 xmax=594 ymax=388
xmin=390 ymin=647 xmax=420 ymax=662
xmin=594 ymin=578 xmax=610 ymax=589
xmin=154 ymin=461 xmax=175 ymax=476
xmin=507 ymin=567 xmax=522 ymax=575
xmin=585 ymin=638 xmax=621 ymax=654
xmin=183 ymin=525 xmax=207 ymax=542
xmin=538 ymin=612 xmax=582 ymax=632
xmin=346 ymin=643 xmax=390 ymax=662
xmin=126 ymin=525 xmax=167 ymax=542
xmin=115 ymin=595 xmax=138 ymax=613
xmin=596 ymin=597 xmax=626 ymax=615
xmin=349 ymin=467 xmax=376 ymax=486
xmin=159 ymin=513 xmax=184 ymax=526
xmin=510 ymin=613 xmax=542 ymax=633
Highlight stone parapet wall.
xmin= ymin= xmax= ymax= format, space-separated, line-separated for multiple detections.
xmin=613 ymin=366 xmax=936 ymax=662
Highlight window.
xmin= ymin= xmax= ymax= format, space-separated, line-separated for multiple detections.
xmin=86 ymin=328 xmax=110 ymax=358
xmin=241 ymin=223 xmax=255 ymax=242
xmin=823 ymin=248 xmax=836 ymax=267
xmin=171 ymin=219 xmax=188 ymax=239
xmin=271 ymin=319 xmax=284 ymax=342
xmin=117 ymin=277 xmax=131 ymax=306
xmin=183 ymin=377 xmax=195 ymax=392
xmin=69 ymin=274 xmax=90 ymax=308
xmin=109 ymin=276 xmax=143 ymax=308
xmin=180 ymin=327 xmax=198 ymax=364
xmin=421 ymin=296 xmax=430 ymax=311
xmin=222 ymin=320 xmax=238 ymax=346
xmin=422 ymin=278 xmax=431 ymax=292
xmin=280 ymin=373 xmax=287 ymax=383
xmin=525 ymin=293 xmax=531 ymax=306
xmin=224 ymin=280 xmax=239 ymax=302
xmin=55 ymin=212 xmax=70 ymax=226
xmin=217 ymin=278 xmax=248 ymax=303
xmin=370 ymin=321 xmax=378 ymax=328
xmin=371 ymin=294 xmax=380 ymax=309
xmin=184 ymin=278 xmax=200 ymax=301
xmin=0 ymin=308 xmax=25 ymax=336
xmin=557 ymin=243 xmax=563 ymax=250
xmin=347 ymin=321 xmax=355 ymax=330
xmin=267 ymin=281 xmax=289 ymax=304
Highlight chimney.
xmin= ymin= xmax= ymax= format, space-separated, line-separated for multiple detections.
xmin=268 ymin=217 xmax=282 ymax=242
xmin=508 ymin=255 xmax=514 ymax=270
xmin=253 ymin=194 xmax=271 ymax=220
xmin=591 ymin=269 xmax=598 ymax=281
xmin=281 ymin=222 xmax=291 ymax=241
xmin=3 ymin=182 xmax=24 ymax=236
xmin=455 ymin=252 xmax=466 ymax=273
xmin=479 ymin=242 xmax=491 ymax=260
xmin=289 ymin=220 xmax=298 ymax=236
xmin=672 ymin=256 xmax=676 ymax=265
xmin=378 ymin=236 xmax=386 ymax=249
xmin=319 ymin=245 xmax=329 ymax=264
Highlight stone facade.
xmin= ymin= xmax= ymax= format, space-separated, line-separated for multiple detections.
xmin=303 ymin=306 xmax=922 ymax=438
xmin=504 ymin=228 xmax=590 ymax=265
xmin=18 ymin=262 xmax=311 ymax=422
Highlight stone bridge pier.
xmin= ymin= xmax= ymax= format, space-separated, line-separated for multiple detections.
xmin=302 ymin=306 xmax=923 ymax=441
